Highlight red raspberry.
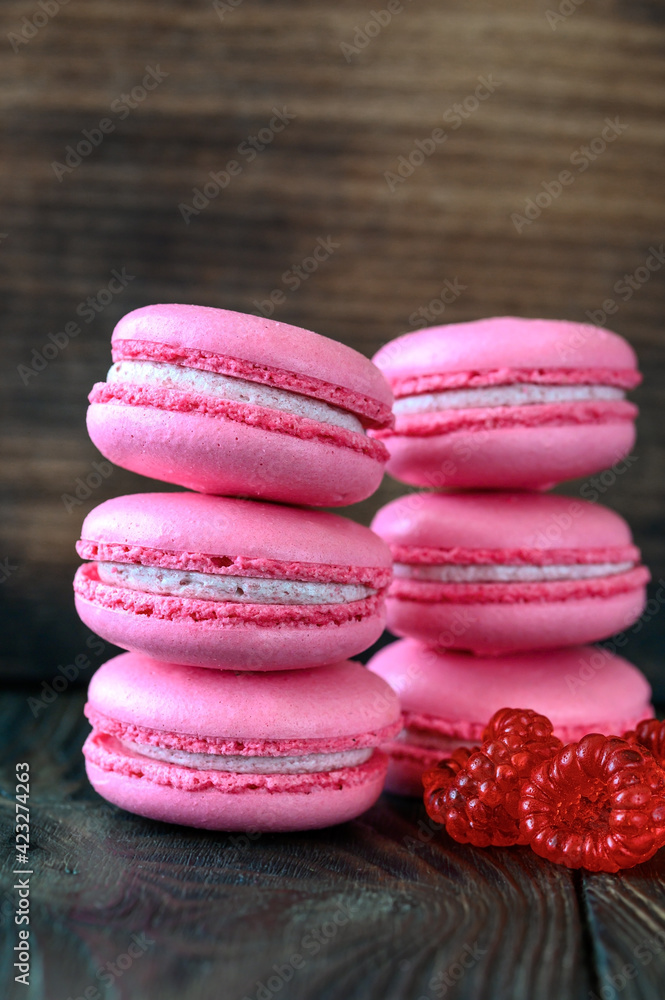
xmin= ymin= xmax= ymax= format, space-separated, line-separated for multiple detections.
xmin=624 ymin=719 xmax=665 ymax=767
xmin=431 ymin=741 xmax=530 ymax=847
xmin=424 ymin=712 xmax=565 ymax=848
xmin=483 ymin=707 xmax=563 ymax=767
xmin=520 ymin=734 xmax=665 ymax=872
xmin=422 ymin=746 xmax=476 ymax=820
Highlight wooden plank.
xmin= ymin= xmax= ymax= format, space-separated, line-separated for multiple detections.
xmin=581 ymin=864 xmax=665 ymax=1000
xmin=0 ymin=690 xmax=592 ymax=1000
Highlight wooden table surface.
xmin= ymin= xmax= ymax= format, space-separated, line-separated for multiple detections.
xmin=2 ymin=688 xmax=665 ymax=1000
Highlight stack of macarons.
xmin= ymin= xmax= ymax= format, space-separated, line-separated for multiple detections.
xmin=365 ymin=316 xmax=653 ymax=795
xmin=75 ymin=304 xmax=402 ymax=831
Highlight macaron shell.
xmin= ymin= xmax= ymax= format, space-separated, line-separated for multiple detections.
xmin=75 ymin=588 xmax=386 ymax=669
xmin=86 ymin=654 xmax=401 ymax=740
xmin=373 ymin=317 xmax=638 ymax=379
xmin=85 ymin=754 xmax=388 ymax=832
xmin=80 ymin=492 xmax=391 ymax=571
xmin=373 ymin=490 xmax=645 ymax=652
xmin=87 ymin=402 xmax=385 ymax=506
xmin=380 ymin=420 xmax=637 ymax=490
xmin=367 ymin=639 xmax=654 ymax=737
xmin=372 ymin=490 xmax=635 ymax=551
xmin=113 ymin=304 xmax=393 ymax=410
xmin=384 ymin=585 xmax=646 ymax=653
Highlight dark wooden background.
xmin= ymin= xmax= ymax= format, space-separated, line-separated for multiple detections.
xmin=1 ymin=0 xmax=664 ymax=695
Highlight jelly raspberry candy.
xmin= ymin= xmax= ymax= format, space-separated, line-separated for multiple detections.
xmin=624 ymin=719 xmax=665 ymax=768
xmin=480 ymin=709 xmax=562 ymax=778
xmin=425 ymin=710 xmax=565 ymax=848
xmin=422 ymin=746 xmax=476 ymax=820
xmin=427 ymin=741 xmax=530 ymax=848
xmin=484 ymin=707 xmax=563 ymax=768
xmin=520 ymin=734 xmax=665 ymax=872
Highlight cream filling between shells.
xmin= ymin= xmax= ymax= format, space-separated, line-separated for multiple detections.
xmin=120 ymin=740 xmax=374 ymax=774
xmin=95 ymin=563 xmax=376 ymax=605
xmin=392 ymin=384 xmax=625 ymax=414
xmin=393 ymin=562 xmax=635 ymax=583
xmin=107 ymin=360 xmax=364 ymax=433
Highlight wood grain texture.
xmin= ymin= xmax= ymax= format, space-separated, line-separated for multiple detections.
xmin=0 ymin=690 xmax=600 ymax=1000
xmin=1 ymin=0 xmax=664 ymax=692
xmin=581 ymin=864 xmax=665 ymax=1000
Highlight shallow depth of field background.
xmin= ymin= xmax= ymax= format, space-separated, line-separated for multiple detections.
xmin=1 ymin=0 xmax=664 ymax=696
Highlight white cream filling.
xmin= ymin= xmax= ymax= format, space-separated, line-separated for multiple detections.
xmin=107 ymin=360 xmax=364 ymax=433
xmin=393 ymin=562 xmax=634 ymax=583
xmin=120 ymin=740 xmax=373 ymax=773
xmin=96 ymin=562 xmax=375 ymax=605
xmin=393 ymin=383 xmax=625 ymax=414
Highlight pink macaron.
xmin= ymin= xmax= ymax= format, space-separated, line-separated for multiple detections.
xmin=371 ymin=317 xmax=640 ymax=490
xmin=83 ymin=652 xmax=401 ymax=831
xmin=74 ymin=492 xmax=392 ymax=670
xmin=367 ymin=638 xmax=654 ymax=795
xmin=371 ymin=491 xmax=648 ymax=654
xmin=87 ymin=304 xmax=393 ymax=506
